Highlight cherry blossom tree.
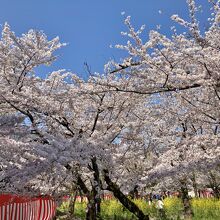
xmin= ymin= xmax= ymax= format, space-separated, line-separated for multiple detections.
xmin=100 ymin=0 xmax=220 ymax=218
xmin=1 ymin=1 xmax=220 ymax=220
xmin=0 ymin=23 xmax=150 ymax=219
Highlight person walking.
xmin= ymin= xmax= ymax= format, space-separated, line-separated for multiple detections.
xmin=156 ymin=197 xmax=166 ymax=219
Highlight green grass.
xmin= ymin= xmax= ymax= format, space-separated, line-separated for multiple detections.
xmin=57 ymin=197 xmax=220 ymax=220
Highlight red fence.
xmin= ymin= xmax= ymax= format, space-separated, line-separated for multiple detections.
xmin=0 ymin=194 xmax=56 ymax=220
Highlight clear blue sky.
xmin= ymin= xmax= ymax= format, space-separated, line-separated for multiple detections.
xmin=0 ymin=0 xmax=210 ymax=79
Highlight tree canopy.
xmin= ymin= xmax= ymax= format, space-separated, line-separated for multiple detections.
xmin=0 ymin=1 xmax=220 ymax=219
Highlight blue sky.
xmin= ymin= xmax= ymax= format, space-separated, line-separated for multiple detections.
xmin=0 ymin=0 xmax=211 ymax=79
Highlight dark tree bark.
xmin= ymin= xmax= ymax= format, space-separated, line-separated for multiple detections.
xmin=68 ymin=190 xmax=78 ymax=219
xmin=86 ymin=196 xmax=97 ymax=220
xmin=91 ymin=157 xmax=102 ymax=219
xmin=191 ymin=173 xmax=199 ymax=198
xmin=103 ymin=169 xmax=149 ymax=220
xmin=180 ymin=180 xmax=194 ymax=220
xmin=77 ymin=176 xmax=97 ymax=220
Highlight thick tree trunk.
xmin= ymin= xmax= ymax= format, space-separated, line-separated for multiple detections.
xmin=180 ymin=184 xmax=194 ymax=220
xmin=68 ymin=190 xmax=77 ymax=219
xmin=76 ymin=156 xmax=103 ymax=220
xmin=77 ymin=176 xmax=97 ymax=220
xmin=85 ymin=188 xmax=102 ymax=220
xmin=103 ymin=169 xmax=149 ymax=220
xmin=191 ymin=173 xmax=198 ymax=198
xmin=94 ymin=196 xmax=101 ymax=219
xmin=86 ymin=196 xmax=97 ymax=220
xmin=91 ymin=157 xmax=102 ymax=219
